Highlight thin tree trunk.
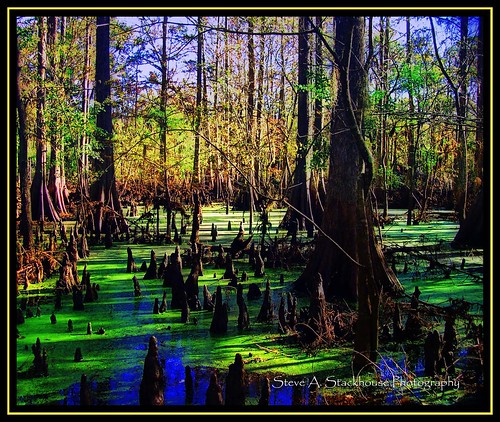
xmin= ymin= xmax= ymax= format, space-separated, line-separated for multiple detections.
xmin=17 ymin=35 xmax=34 ymax=250
xmin=192 ymin=16 xmax=204 ymax=187
xmin=31 ymin=16 xmax=60 ymax=223
xmin=160 ymin=16 xmax=173 ymax=241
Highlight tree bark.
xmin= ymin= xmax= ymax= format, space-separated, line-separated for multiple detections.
xmin=16 ymin=34 xmax=34 ymax=250
xmin=31 ymin=16 xmax=60 ymax=223
xmin=295 ymin=17 xmax=403 ymax=369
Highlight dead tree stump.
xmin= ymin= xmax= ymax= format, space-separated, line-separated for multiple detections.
xmin=83 ymin=267 xmax=96 ymax=303
xmin=180 ymin=289 xmax=190 ymax=323
xmin=133 ymin=275 xmax=142 ymax=297
xmin=72 ymin=285 xmax=85 ymax=311
xmin=139 ymin=336 xmax=165 ymax=406
xmin=211 ymin=223 xmax=218 ymax=242
xmin=74 ymin=347 xmax=83 ymax=362
xmin=256 ymin=280 xmax=273 ymax=323
xmin=185 ymin=365 xmax=194 ymax=403
xmin=278 ymin=296 xmax=288 ymax=333
xmin=287 ymin=293 xmax=297 ymax=330
xmin=300 ymin=273 xmax=332 ymax=345
xmin=237 ymin=283 xmax=249 ymax=330
xmin=56 ymin=252 xmax=78 ymax=294
xmin=143 ymin=250 xmax=158 ymax=280
xmin=163 ymin=247 xmax=183 ymax=288
xmin=253 ymin=248 xmax=265 ymax=277
xmin=424 ymin=330 xmax=442 ymax=376
xmin=210 ymin=286 xmax=228 ymax=334
xmin=80 ymin=374 xmax=91 ymax=406
xmin=31 ymin=337 xmax=48 ymax=376
xmin=225 ymin=353 xmax=246 ymax=407
xmin=258 ymin=376 xmax=270 ymax=407
xmin=203 ymin=285 xmax=214 ymax=312
xmin=442 ymin=317 xmax=458 ymax=374
xmin=159 ymin=291 xmax=168 ymax=313
xmin=126 ymin=247 xmax=138 ymax=273
xmin=393 ymin=302 xmax=404 ymax=341
xmin=153 ymin=298 xmax=160 ymax=314
xmin=205 ymin=371 xmax=223 ymax=406
xmin=223 ymin=253 xmax=236 ymax=280
xmin=247 ymin=283 xmax=262 ymax=300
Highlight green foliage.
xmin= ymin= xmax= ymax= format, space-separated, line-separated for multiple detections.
xmin=376 ymin=165 xmax=403 ymax=190
xmin=398 ymin=63 xmax=441 ymax=96
xmin=295 ymin=69 xmax=334 ymax=105
xmin=310 ymin=135 xmax=329 ymax=171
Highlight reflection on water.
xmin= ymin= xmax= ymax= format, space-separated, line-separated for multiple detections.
xmin=59 ymin=351 xmax=322 ymax=406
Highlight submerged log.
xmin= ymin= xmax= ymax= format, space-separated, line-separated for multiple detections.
xmin=139 ymin=336 xmax=165 ymax=406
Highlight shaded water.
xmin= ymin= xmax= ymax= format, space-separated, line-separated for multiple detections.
xmin=58 ymin=355 xmax=307 ymax=406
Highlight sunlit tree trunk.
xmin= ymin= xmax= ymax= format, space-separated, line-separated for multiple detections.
xmin=192 ymin=16 xmax=204 ymax=187
xmin=378 ymin=17 xmax=390 ymax=219
xmin=246 ymin=17 xmax=256 ymax=233
xmin=430 ymin=17 xmax=470 ymax=224
xmin=285 ymin=16 xmax=314 ymax=234
xmin=160 ymin=16 xmax=173 ymax=241
xmin=295 ymin=18 xmax=402 ymax=367
xmin=79 ymin=18 xmax=91 ymax=199
xmin=89 ymin=16 xmax=123 ymax=226
xmin=47 ymin=16 xmax=69 ymax=216
xmin=455 ymin=17 xmax=469 ymax=223
xmin=31 ymin=16 xmax=60 ymax=223
xmin=406 ymin=17 xmax=416 ymax=226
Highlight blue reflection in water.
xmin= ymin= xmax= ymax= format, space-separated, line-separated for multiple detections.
xmin=59 ymin=353 xmax=319 ymax=406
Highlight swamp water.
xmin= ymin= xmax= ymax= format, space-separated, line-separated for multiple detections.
xmin=13 ymin=207 xmax=485 ymax=409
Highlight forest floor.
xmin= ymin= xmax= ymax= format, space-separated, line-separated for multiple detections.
xmin=12 ymin=205 xmax=486 ymax=411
